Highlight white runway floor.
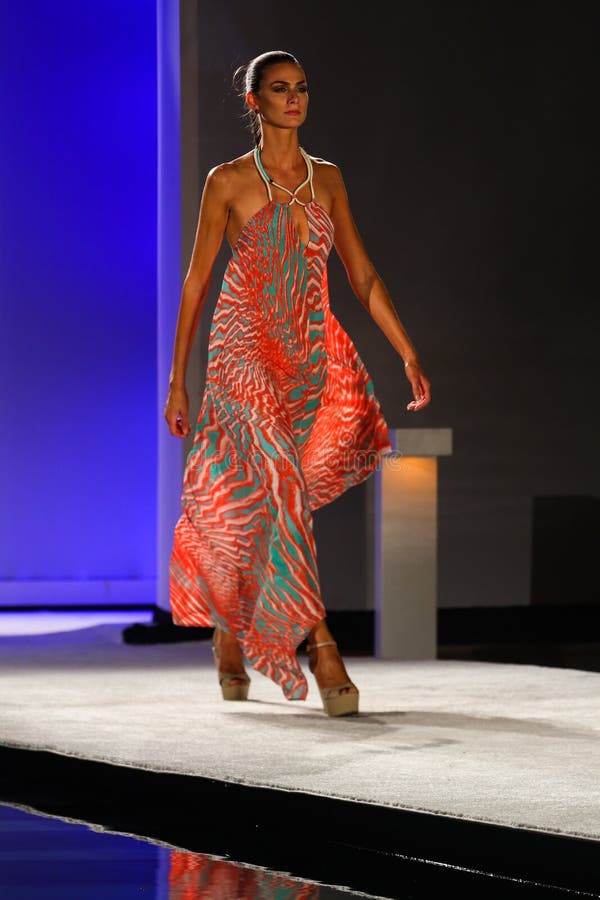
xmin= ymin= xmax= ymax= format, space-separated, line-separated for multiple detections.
xmin=1 ymin=622 xmax=599 ymax=843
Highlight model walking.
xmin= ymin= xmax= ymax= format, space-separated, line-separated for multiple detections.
xmin=164 ymin=50 xmax=431 ymax=716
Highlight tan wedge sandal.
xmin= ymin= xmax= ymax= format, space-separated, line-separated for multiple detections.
xmin=306 ymin=639 xmax=359 ymax=717
xmin=211 ymin=643 xmax=251 ymax=701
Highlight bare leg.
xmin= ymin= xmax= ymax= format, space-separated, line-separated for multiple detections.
xmin=306 ymin=618 xmax=358 ymax=696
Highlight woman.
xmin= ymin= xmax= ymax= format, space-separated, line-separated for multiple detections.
xmin=164 ymin=50 xmax=431 ymax=717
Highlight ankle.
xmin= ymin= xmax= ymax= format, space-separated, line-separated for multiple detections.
xmin=215 ymin=627 xmax=239 ymax=647
xmin=307 ymin=618 xmax=333 ymax=646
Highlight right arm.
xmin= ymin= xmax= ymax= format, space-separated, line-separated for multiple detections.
xmin=164 ymin=165 xmax=230 ymax=437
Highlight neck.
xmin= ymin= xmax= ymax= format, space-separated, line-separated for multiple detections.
xmin=257 ymin=131 xmax=302 ymax=172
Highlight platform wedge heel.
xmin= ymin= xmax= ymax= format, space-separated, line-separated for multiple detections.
xmin=306 ymin=639 xmax=359 ymax=716
xmin=211 ymin=642 xmax=251 ymax=701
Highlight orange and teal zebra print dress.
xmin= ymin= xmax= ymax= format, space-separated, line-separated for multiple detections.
xmin=169 ymin=147 xmax=392 ymax=701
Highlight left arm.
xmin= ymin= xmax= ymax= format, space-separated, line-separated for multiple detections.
xmin=329 ymin=163 xmax=431 ymax=411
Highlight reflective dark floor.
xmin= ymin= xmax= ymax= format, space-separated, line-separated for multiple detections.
xmin=1 ymin=801 xmax=596 ymax=900
xmin=0 ymin=803 xmax=378 ymax=899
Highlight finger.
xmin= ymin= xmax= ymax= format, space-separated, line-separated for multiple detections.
xmin=177 ymin=414 xmax=191 ymax=437
xmin=168 ymin=414 xmax=184 ymax=436
xmin=406 ymin=392 xmax=427 ymax=411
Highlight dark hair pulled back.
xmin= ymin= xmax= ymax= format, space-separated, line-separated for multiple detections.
xmin=232 ymin=50 xmax=303 ymax=147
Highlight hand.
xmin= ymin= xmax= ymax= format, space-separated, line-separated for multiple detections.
xmin=164 ymin=386 xmax=191 ymax=438
xmin=404 ymin=361 xmax=431 ymax=411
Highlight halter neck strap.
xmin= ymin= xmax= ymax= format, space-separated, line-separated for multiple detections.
xmin=253 ymin=146 xmax=314 ymax=206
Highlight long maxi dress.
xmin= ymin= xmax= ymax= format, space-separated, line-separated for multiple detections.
xmin=169 ymin=147 xmax=393 ymax=701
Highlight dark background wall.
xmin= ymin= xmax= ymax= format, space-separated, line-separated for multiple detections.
xmin=185 ymin=1 xmax=598 ymax=610
xmin=2 ymin=2 xmax=595 ymax=614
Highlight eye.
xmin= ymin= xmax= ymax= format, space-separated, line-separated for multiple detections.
xmin=298 ymin=86 xmax=308 ymax=92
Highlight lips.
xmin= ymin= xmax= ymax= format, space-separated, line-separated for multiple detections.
xmin=285 ymin=110 xmax=300 ymax=116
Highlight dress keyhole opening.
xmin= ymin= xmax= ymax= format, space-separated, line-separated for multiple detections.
xmin=288 ymin=203 xmax=310 ymax=249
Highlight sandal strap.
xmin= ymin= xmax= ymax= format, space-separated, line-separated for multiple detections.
xmin=320 ymin=681 xmax=357 ymax=699
xmin=306 ymin=640 xmax=337 ymax=652
xmin=218 ymin=671 xmax=250 ymax=684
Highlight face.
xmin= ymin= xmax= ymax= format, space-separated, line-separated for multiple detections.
xmin=247 ymin=62 xmax=308 ymax=130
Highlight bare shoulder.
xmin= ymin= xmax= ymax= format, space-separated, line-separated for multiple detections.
xmin=306 ymin=155 xmax=347 ymax=214
xmin=205 ymin=151 xmax=256 ymax=203
xmin=309 ymin=155 xmax=344 ymax=183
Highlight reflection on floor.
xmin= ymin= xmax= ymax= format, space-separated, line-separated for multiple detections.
xmin=0 ymin=803 xmax=374 ymax=900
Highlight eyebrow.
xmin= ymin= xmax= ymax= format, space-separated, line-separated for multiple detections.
xmin=269 ymin=79 xmax=307 ymax=85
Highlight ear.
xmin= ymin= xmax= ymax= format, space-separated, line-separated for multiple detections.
xmin=246 ymin=90 xmax=258 ymax=112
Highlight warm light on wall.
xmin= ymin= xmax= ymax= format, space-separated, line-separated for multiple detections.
xmin=367 ymin=428 xmax=452 ymax=659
